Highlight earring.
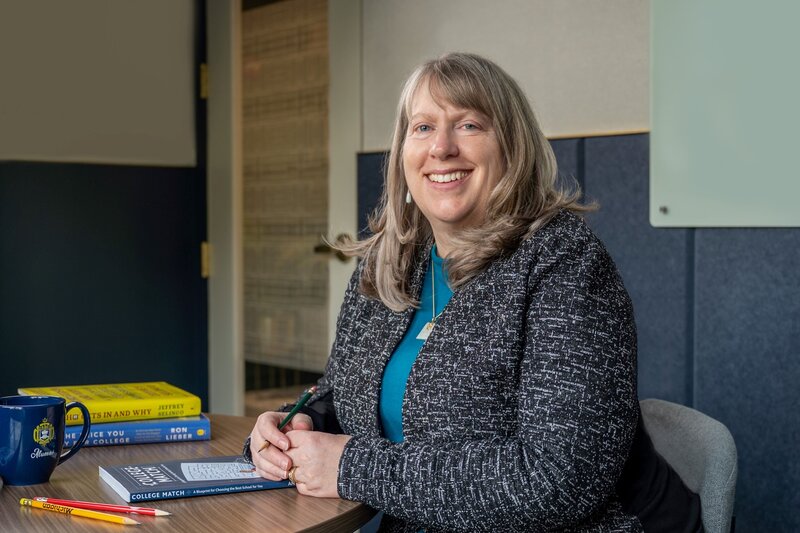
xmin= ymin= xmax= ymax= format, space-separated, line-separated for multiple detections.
xmin=406 ymin=191 xmax=412 ymax=204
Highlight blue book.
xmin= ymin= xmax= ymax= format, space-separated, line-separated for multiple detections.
xmin=99 ymin=456 xmax=291 ymax=502
xmin=64 ymin=414 xmax=211 ymax=447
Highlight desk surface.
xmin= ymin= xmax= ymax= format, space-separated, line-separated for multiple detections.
xmin=1 ymin=414 xmax=374 ymax=532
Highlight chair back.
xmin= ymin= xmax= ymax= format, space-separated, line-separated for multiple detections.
xmin=640 ymin=398 xmax=737 ymax=533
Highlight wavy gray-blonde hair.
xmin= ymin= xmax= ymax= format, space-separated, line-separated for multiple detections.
xmin=338 ymin=52 xmax=589 ymax=312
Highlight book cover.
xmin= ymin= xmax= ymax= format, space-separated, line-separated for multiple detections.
xmin=63 ymin=414 xmax=211 ymax=447
xmin=99 ymin=456 xmax=291 ymax=502
xmin=17 ymin=381 xmax=202 ymax=426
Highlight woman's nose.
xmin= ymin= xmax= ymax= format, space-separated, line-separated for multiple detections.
xmin=429 ymin=129 xmax=459 ymax=159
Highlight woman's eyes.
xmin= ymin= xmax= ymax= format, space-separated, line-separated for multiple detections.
xmin=410 ymin=120 xmax=484 ymax=135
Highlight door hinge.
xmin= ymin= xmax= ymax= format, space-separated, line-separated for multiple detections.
xmin=201 ymin=241 xmax=212 ymax=279
xmin=200 ymin=63 xmax=208 ymax=100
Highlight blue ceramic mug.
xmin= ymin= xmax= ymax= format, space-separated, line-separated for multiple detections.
xmin=0 ymin=395 xmax=91 ymax=485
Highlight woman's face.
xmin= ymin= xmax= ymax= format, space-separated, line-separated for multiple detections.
xmin=402 ymin=82 xmax=504 ymax=248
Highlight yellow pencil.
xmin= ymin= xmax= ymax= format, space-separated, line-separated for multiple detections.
xmin=20 ymin=498 xmax=140 ymax=526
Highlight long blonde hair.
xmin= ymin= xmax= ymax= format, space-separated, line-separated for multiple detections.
xmin=338 ymin=52 xmax=588 ymax=312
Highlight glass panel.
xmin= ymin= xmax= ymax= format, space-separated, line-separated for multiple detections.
xmin=651 ymin=0 xmax=800 ymax=226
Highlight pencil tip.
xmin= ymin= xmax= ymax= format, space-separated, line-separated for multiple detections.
xmin=154 ymin=510 xmax=172 ymax=516
xmin=124 ymin=517 xmax=141 ymax=525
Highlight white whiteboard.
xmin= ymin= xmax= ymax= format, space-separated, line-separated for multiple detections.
xmin=650 ymin=0 xmax=800 ymax=227
xmin=0 ymin=0 xmax=196 ymax=167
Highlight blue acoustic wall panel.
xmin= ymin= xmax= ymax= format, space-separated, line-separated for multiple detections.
xmin=357 ymin=151 xmax=387 ymax=237
xmin=583 ymin=135 xmax=692 ymax=405
xmin=550 ymin=138 xmax=582 ymax=192
xmin=695 ymin=229 xmax=800 ymax=532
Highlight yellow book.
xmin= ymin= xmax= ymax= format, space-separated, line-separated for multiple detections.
xmin=17 ymin=382 xmax=201 ymax=426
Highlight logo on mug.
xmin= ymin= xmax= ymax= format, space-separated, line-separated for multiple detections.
xmin=33 ymin=418 xmax=55 ymax=447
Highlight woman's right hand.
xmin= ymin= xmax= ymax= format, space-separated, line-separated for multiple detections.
xmin=249 ymin=411 xmax=313 ymax=481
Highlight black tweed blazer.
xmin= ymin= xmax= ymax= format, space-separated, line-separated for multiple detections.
xmin=305 ymin=211 xmax=642 ymax=532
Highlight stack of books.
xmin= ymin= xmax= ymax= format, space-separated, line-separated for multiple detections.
xmin=17 ymin=382 xmax=210 ymax=447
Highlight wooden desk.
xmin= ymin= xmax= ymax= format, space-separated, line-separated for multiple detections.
xmin=1 ymin=414 xmax=374 ymax=532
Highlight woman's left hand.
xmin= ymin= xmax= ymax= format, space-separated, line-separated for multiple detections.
xmin=284 ymin=430 xmax=352 ymax=497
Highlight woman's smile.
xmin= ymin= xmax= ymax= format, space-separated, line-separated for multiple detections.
xmin=425 ymin=169 xmax=471 ymax=183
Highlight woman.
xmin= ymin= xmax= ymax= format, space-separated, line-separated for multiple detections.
xmin=247 ymin=53 xmax=702 ymax=532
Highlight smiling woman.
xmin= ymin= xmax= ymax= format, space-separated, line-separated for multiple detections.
xmin=402 ymin=83 xmax=504 ymax=256
xmin=246 ymin=53 xmax=703 ymax=532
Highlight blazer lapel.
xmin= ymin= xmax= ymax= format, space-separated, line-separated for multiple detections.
xmin=352 ymin=242 xmax=432 ymax=437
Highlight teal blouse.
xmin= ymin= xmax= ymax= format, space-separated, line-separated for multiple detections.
xmin=379 ymin=246 xmax=453 ymax=443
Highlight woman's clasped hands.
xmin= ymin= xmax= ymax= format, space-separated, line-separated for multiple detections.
xmin=249 ymin=411 xmax=351 ymax=498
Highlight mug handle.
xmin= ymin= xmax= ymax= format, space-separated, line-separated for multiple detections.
xmin=58 ymin=401 xmax=91 ymax=465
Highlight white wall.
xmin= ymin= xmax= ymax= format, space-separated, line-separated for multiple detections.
xmin=0 ymin=0 xmax=196 ymax=166
xmin=361 ymin=0 xmax=649 ymax=150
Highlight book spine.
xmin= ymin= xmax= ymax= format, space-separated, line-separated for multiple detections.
xmin=69 ymin=398 xmax=202 ymax=426
xmin=64 ymin=416 xmax=210 ymax=447
xmin=17 ymin=382 xmax=202 ymax=426
xmin=127 ymin=482 xmax=289 ymax=502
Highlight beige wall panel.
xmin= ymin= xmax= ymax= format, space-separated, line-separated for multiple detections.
xmin=0 ymin=0 xmax=195 ymax=166
xmin=362 ymin=0 xmax=649 ymax=150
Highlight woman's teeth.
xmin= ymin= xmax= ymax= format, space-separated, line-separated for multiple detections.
xmin=427 ymin=170 xmax=469 ymax=183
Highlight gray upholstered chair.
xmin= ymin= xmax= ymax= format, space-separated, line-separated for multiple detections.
xmin=640 ymin=399 xmax=738 ymax=533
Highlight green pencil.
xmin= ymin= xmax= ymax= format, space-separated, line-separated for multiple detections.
xmin=258 ymin=385 xmax=317 ymax=452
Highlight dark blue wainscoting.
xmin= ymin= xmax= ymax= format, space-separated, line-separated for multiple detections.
xmin=0 ymin=162 xmax=208 ymax=407
xmin=357 ymin=134 xmax=800 ymax=532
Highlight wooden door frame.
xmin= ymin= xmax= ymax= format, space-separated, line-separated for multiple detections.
xmin=207 ymin=0 xmax=245 ymax=415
